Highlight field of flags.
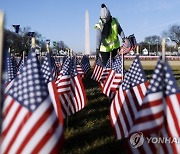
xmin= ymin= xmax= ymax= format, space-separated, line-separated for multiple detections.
xmin=1 ymin=41 xmax=180 ymax=153
xmin=0 ymin=44 xmax=91 ymax=153
xmin=0 ymin=36 xmax=180 ymax=153
xmin=91 ymin=54 xmax=180 ymax=154
xmin=0 ymin=16 xmax=179 ymax=153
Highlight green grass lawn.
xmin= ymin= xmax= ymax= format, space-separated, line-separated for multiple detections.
xmin=62 ymin=66 xmax=180 ymax=154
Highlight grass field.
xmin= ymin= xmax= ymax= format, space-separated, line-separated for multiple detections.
xmin=62 ymin=65 xmax=180 ymax=154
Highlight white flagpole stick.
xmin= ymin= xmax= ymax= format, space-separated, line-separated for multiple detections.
xmin=0 ymin=11 xmax=4 ymax=100
xmin=162 ymin=38 xmax=166 ymax=62
xmin=0 ymin=11 xmax=4 ymax=132
xmin=156 ymin=38 xmax=166 ymax=154
xmin=46 ymin=42 xmax=50 ymax=53
xmin=136 ymin=45 xmax=139 ymax=55
xmin=23 ymin=51 xmax=25 ymax=64
xmin=31 ymin=36 xmax=36 ymax=49
xmin=121 ymin=51 xmax=124 ymax=81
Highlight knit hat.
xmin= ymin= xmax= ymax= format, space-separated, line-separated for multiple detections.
xmin=100 ymin=4 xmax=111 ymax=23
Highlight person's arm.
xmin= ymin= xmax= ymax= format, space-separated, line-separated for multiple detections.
xmin=96 ymin=28 xmax=102 ymax=50
xmin=117 ymin=22 xmax=125 ymax=42
xmin=96 ymin=29 xmax=102 ymax=59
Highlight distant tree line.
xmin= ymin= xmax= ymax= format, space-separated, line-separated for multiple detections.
xmin=5 ymin=24 xmax=180 ymax=56
xmin=5 ymin=26 xmax=69 ymax=56
xmin=138 ymin=24 xmax=180 ymax=54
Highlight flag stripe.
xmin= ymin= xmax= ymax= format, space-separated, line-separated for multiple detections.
xmin=7 ymin=97 xmax=51 ymax=154
xmin=16 ymin=104 xmax=54 ymax=154
xmin=21 ymin=109 xmax=58 ymax=154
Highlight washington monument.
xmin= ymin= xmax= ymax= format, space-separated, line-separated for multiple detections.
xmin=85 ymin=10 xmax=90 ymax=55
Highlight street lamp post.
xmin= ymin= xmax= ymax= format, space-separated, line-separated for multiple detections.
xmin=155 ymin=39 xmax=159 ymax=56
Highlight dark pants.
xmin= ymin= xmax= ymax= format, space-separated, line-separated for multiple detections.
xmin=100 ymin=48 xmax=118 ymax=66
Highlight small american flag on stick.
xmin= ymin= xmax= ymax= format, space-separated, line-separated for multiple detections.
xmin=0 ymin=50 xmax=64 ymax=154
xmin=110 ymin=55 xmax=148 ymax=140
xmin=129 ymin=57 xmax=180 ymax=154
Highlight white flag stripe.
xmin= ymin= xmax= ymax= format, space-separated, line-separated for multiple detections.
xmin=110 ymin=100 xmax=121 ymax=139
xmin=1 ymin=106 xmax=28 ymax=153
xmin=48 ymin=83 xmax=58 ymax=116
xmin=56 ymin=80 xmax=70 ymax=87
xmin=2 ymin=99 xmax=19 ymax=132
xmin=57 ymin=87 xmax=70 ymax=93
xmin=127 ymin=89 xmax=139 ymax=116
xmin=140 ymin=82 xmax=147 ymax=96
xmin=116 ymin=88 xmax=129 ymax=137
xmin=71 ymin=94 xmax=78 ymax=112
xmin=143 ymin=92 xmax=163 ymax=104
xmin=166 ymin=98 xmax=179 ymax=138
xmin=73 ymin=77 xmax=82 ymax=109
xmin=70 ymin=86 xmax=79 ymax=112
xmin=168 ymin=94 xmax=180 ymax=134
xmin=64 ymin=93 xmax=75 ymax=114
xmin=94 ymin=66 xmax=100 ymax=80
xmin=135 ymin=101 xmax=164 ymax=119
xmin=2 ymin=95 xmax=13 ymax=113
xmin=121 ymin=89 xmax=134 ymax=127
xmin=130 ymin=116 xmax=164 ymax=133
xmin=21 ymin=111 xmax=57 ymax=154
xmin=59 ymin=95 xmax=68 ymax=111
xmin=91 ymin=65 xmax=98 ymax=79
xmin=166 ymin=108 xmax=178 ymax=137
xmin=161 ymin=127 xmax=173 ymax=154
xmin=5 ymin=80 xmax=14 ymax=94
xmin=8 ymin=98 xmax=51 ymax=154
xmin=103 ymin=71 xmax=114 ymax=96
xmin=39 ymin=124 xmax=63 ymax=154
xmin=133 ymin=84 xmax=144 ymax=106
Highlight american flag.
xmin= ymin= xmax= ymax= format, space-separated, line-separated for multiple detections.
xmin=4 ymin=51 xmax=18 ymax=93
xmin=5 ymin=51 xmax=17 ymax=84
xmin=56 ymin=57 xmax=71 ymax=94
xmin=99 ymin=58 xmax=111 ymax=90
xmin=0 ymin=50 xmax=64 ymax=154
xmin=129 ymin=57 xmax=180 ymax=154
xmin=91 ymin=57 xmax=104 ymax=81
xmin=42 ymin=53 xmax=60 ymax=80
xmin=75 ymin=56 xmax=84 ymax=78
xmin=102 ymin=54 xmax=123 ymax=98
xmin=110 ymin=55 xmax=149 ymax=140
xmin=80 ymin=55 xmax=91 ymax=74
xmin=41 ymin=52 xmax=64 ymax=123
xmin=56 ymin=58 xmax=87 ymax=117
xmin=62 ymin=56 xmax=68 ymax=66
xmin=120 ymin=35 xmax=137 ymax=55
xmin=69 ymin=58 xmax=87 ymax=116
xmin=54 ymin=56 xmax=61 ymax=71
xmin=16 ymin=54 xmax=27 ymax=75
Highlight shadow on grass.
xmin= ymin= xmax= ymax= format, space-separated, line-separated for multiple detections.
xmin=86 ymin=139 xmax=126 ymax=154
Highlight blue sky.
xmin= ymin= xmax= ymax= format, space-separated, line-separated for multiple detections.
xmin=1 ymin=0 xmax=180 ymax=53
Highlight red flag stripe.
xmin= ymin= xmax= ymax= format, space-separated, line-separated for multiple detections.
xmin=48 ymin=81 xmax=64 ymax=124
